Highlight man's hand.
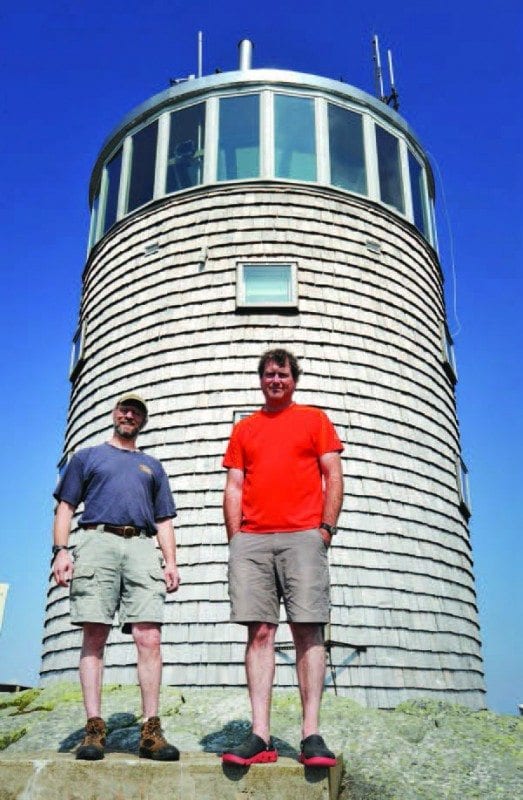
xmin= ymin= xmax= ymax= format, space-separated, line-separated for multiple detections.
xmin=163 ymin=563 xmax=180 ymax=593
xmin=156 ymin=518 xmax=179 ymax=592
xmin=319 ymin=530 xmax=332 ymax=548
xmin=53 ymin=549 xmax=74 ymax=587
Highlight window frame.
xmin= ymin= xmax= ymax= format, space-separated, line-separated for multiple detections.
xmin=236 ymin=261 xmax=299 ymax=309
xmin=441 ymin=322 xmax=458 ymax=384
xmin=217 ymin=93 xmax=261 ymax=182
xmin=69 ymin=319 xmax=87 ymax=381
xmin=326 ymin=101 xmax=367 ymax=197
xmin=99 ymin=145 xmax=123 ymax=238
xmin=273 ymin=92 xmax=317 ymax=183
xmin=165 ymin=99 xmax=207 ymax=193
xmin=374 ymin=122 xmax=405 ymax=214
xmin=88 ymin=86 xmax=437 ymax=252
xmin=456 ymin=457 xmax=472 ymax=519
xmin=125 ymin=118 xmax=160 ymax=214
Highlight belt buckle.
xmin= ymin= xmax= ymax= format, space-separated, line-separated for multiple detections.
xmin=122 ymin=526 xmax=135 ymax=538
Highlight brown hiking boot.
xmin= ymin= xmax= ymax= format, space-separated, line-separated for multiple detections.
xmin=139 ymin=716 xmax=179 ymax=761
xmin=76 ymin=717 xmax=106 ymax=760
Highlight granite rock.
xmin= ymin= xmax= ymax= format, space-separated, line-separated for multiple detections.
xmin=0 ymin=684 xmax=521 ymax=799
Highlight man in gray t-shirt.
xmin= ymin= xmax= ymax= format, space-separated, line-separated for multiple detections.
xmin=52 ymin=393 xmax=180 ymax=762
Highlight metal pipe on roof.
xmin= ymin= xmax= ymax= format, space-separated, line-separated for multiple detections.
xmin=238 ymin=38 xmax=253 ymax=70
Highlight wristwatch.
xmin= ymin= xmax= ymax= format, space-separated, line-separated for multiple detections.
xmin=52 ymin=545 xmax=68 ymax=559
xmin=320 ymin=522 xmax=338 ymax=536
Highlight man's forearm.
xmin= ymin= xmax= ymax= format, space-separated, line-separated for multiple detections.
xmin=223 ymin=490 xmax=242 ymax=540
xmin=156 ymin=519 xmax=177 ymax=566
xmin=223 ymin=467 xmax=245 ymax=540
xmin=322 ymin=474 xmax=344 ymax=525
xmin=52 ymin=501 xmax=76 ymax=586
xmin=53 ymin=501 xmax=75 ymax=546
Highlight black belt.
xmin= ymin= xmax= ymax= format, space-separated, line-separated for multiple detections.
xmin=83 ymin=524 xmax=144 ymax=538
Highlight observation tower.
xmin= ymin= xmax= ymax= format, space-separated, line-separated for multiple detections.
xmin=41 ymin=40 xmax=486 ymax=709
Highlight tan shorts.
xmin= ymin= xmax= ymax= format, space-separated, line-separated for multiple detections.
xmin=70 ymin=528 xmax=166 ymax=634
xmin=228 ymin=529 xmax=330 ymax=624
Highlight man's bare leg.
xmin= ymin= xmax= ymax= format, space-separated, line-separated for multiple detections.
xmin=79 ymin=623 xmax=111 ymax=718
xmin=246 ymin=622 xmax=277 ymax=743
xmin=290 ymin=622 xmax=326 ymax=739
xmin=132 ymin=622 xmax=162 ymax=719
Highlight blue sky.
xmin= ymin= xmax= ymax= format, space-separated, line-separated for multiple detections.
xmin=1 ymin=1 xmax=521 ymax=714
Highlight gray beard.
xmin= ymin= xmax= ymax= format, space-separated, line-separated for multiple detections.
xmin=114 ymin=424 xmax=139 ymax=441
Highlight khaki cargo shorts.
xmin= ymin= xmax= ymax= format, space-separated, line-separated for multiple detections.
xmin=70 ymin=528 xmax=166 ymax=633
xmin=228 ymin=529 xmax=330 ymax=624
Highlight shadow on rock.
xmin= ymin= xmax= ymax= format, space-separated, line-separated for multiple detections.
xmin=58 ymin=712 xmax=139 ymax=753
xmin=199 ymin=718 xmax=298 ymax=768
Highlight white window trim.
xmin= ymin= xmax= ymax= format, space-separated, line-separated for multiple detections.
xmin=363 ymin=113 xmax=380 ymax=202
xmin=260 ymin=90 xmax=273 ymax=178
xmin=95 ymin=165 xmax=109 ymax=243
xmin=118 ymin=137 xmax=132 ymax=219
xmin=236 ymin=261 xmax=299 ymax=309
xmin=204 ymin=96 xmax=218 ymax=185
xmin=315 ymin=97 xmax=329 ymax=185
xmin=400 ymin=139 xmax=413 ymax=222
xmin=154 ymin=113 xmax=170 ymax=199
xmin=88 ymin=88 xmax=436 ymax=253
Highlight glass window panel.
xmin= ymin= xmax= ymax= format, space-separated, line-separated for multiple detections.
xmin=328 ymin=104 xmax=367 ymax=194
xmin=408 ymin=151 xmax=429 ymax=236
xmin=89 ymin=192 xmax=100 ymax=248
xmin=244 ymin=266 xmax=292 ymax=303
xmin=442 ymin=323 xmax=458 ymax=383
xmin=458 ymin=458 xmax=472 ymax=517
xmin=127 ymin=120 xmax=158 ymax=212
xmin=218 ymin=95 xmax=260 ymax=181
xmin=242 ymin=265 xmax=294 ymax=305
xmin=275 ymin=95 xmax=316 ymax=181
xmin=166 ymin=103 xmax=205 ymax=192
xmin=102 ymin=149 xmax=122 ymax=234
xmin=69 ymin=321 xmax=86 ymax=380
xmin=375 ymin=125 xmax=404 ymax=213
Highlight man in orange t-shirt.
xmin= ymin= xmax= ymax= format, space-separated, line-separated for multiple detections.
xmin=222 ymin=348 xmax=344 ymax=768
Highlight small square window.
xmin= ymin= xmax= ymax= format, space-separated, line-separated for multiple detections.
xmin=441 ymin=323 xmax=457 ymax=384
xmin=456 ymin=457 xmax=472 ymax=519
xmin=69 ymin=320 xmax=87 ymax=380
xmin=236 ymin=263 xmax=298 ymax=308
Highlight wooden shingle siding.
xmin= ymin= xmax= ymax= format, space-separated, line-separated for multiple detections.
xmin=41 ymin=183 xmax=485 ymax=709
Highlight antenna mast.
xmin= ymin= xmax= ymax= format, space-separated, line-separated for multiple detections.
xmin=372 ymin=34 xmax=400 ymax=111
xmin=197 ymin=30 xmax=203 ymax=78
xmin=372 ymin=34 xmax=384 ymax=100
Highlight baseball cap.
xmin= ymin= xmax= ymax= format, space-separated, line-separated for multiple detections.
xmin=115 ymin=393 xmax=148 ymax=416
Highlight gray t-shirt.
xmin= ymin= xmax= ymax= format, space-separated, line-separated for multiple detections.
xmin=54 ymin=443 xmax=176 ymax=534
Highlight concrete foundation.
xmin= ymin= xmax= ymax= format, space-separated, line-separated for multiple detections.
xmin=0 ymin=751 xmax=343 ymax=800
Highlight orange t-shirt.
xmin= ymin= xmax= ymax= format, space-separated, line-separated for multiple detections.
xmin=223 ymin=404 xmax=343 ymax=532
